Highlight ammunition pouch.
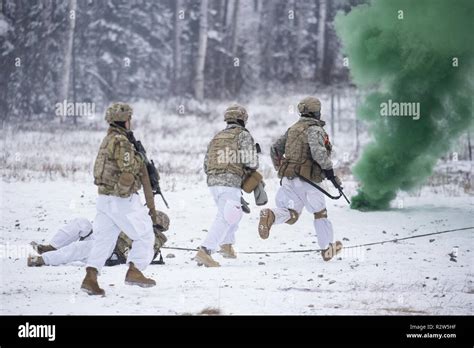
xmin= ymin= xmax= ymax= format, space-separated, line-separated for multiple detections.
xmin=116 ymin=172 xmax=136 ymax=197
xmin=242 ymin=171 xmax=263 ymax=193
xmin=279 ymin=159 xmax=324 ymax=183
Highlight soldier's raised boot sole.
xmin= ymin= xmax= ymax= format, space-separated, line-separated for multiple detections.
xmin=258 ymin=209 xmax=275 ymax=240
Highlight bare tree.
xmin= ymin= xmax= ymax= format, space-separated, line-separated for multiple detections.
xmin=194 ymin=0 xmax=209 ymax=101
xmin=216 ymin=0 xmax=229 ymax=97
xmin=330 ymin=90 xmax=335 ymax=139
xmin=230 ymin=0 xmax=240 ymax=57
xmin=172 ymin=0 xmax=182 ymax=95
xmin=229 ymin=0 xmax=240 ymax=94
xmin=172 ymin=0 xmax=181 ymax=94
xmin=315 ymin=0 xmax=327 ymax=83
xmin=253 ymin=0 xmax=259 ymax=12
xmin=293 ymin=0 xmax=304 ymax=80
xmin=259 ymin=1 xmax=276 ymax=85
xmin=222 ymin=0 xmax=229 ymax=26
xmin=59 ymin=0 xmax=77 ymax=123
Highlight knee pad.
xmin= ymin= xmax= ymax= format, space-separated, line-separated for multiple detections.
xmin=223 ymin=200 xmax=243 ymax=225
xmin=285 ymin=209 xmax=299 ymax=225
xmin=314 ymin=208 xmax=328 ymax=219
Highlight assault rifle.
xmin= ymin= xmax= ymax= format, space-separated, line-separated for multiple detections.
xmin=272 ymin=145 xmax=350 ymax=204
xmin=297 ymin=174 xmax=351 ymax=205
xmin=126 ymin=131 xmax=169 ymax=209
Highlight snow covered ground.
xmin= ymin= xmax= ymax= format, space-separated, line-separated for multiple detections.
xmin=1 ymin=179 xmax=472 ymax=315
xmin=1 ymin=97 xmax=472 ymax=315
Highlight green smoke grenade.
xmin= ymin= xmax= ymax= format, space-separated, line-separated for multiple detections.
xmin=335 ymin=0 xmax=474 ymax=210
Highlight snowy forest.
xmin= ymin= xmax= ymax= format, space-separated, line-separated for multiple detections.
xmin=1 ymin=0 xmax=363 ymax=123
xmin=0 ymin=0 xmax=472 ymax=317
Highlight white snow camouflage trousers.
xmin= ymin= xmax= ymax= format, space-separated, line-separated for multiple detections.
xmin=42 ymin=218 xmax=94 ymax=266
xmin=271 ymin=177 xmax=334 ymax=249
xmin=87 ymin=194 xmax=154 ymax=271
xmin=201 ymin=186 xmax=243 ymax=252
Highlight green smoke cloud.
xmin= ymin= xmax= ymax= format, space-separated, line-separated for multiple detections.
xmin=335 ymin=0 xmax=474 ymax=210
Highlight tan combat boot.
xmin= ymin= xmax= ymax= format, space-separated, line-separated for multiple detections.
xmin=194 ymin=247 xmax=220 ymax=267
xmin=125 ymin=262 xmax=156 ymax=288
xmin=258 ymin=209 xmax=275 ymax=239
xmin=219 ymin=244 xmax=237 ymax=259
xmin=27 ymin=255 xmax=45 ymax=267
xmin=81 ymin=267 xmax=105 ymax=296
xmin=30 ymin=242 xmax=56 ymax=255
xmin=321 ymin=241 xmax=343 ymax=262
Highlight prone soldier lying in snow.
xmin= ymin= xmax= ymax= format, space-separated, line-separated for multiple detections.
xmin=27 ymin=211 xmax=169 ymax=267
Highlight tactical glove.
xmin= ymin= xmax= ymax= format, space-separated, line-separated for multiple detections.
xmin=323 ymin=169 xmax=342 ymax=189
xmin=323 ymin=168 xmax=335 ymax=180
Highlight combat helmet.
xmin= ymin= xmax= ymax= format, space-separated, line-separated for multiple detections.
xmin=224 ymin=104 xmax=249 ymax=125
xmin=105 ymin=102 xmax=133 ymax=124
xmin=297 ymin=97 xmax=321 ymax=118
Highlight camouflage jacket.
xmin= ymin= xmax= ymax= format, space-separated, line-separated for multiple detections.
xmin=93 ymin=125 xmax=144 ymax=197
xmin=204 ymin=124 xmax=259 ymax=188
xmin=271 ymin=117 xmax=333 ymax=181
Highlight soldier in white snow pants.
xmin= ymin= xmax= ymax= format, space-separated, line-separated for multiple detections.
xmin=271 ymin=177 xmax=334 ymax=249
xmin=81 ymin=102 xmax=156 ymax=295
xmin=201 ymin=186 xmax=242 ymax=252
xmin=87 ymin=194 xmax=155 ymax=272
xmin=195 ymin=104 xmax=262 ymax=267
xmin=260 ymin=97 xmax=343 ymax=261
xmin=33 ymin=218 xmax=94 ymax=266
xmin=28 ymin=211 xmax=170 ymax=268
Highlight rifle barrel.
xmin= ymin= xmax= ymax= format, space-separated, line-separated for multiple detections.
xmin=159 ymin=193 xmax=170 ymax=209
xmin=339 ymin=188 xmax=351 ymax=204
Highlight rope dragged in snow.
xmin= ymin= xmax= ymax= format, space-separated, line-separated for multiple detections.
xmin=161 ymin=226 xmax=474 ymax=255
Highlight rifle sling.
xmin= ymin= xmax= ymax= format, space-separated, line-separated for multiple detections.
xmin=296 ymin=174 xmax=343 ymax=200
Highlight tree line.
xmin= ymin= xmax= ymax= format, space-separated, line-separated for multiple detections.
xmin=1 ymin=0 xmax=363 ymax=123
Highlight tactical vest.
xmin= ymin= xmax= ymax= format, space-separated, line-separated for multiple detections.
xmin=93 ymin=127 xmax=142 ymax=197
xmin=206 ymin=127 xmax=246 ymax=178
xmin=278 ymin=119 xmax=330 ymax=183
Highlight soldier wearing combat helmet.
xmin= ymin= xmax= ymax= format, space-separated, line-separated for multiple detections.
xmin=260 ymin=97 xmax=343 ymax=262
xmin=80 ymin=102 xmax=157 ymax=296
xmin=195 ymin=104 xmax=263 ymax=267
